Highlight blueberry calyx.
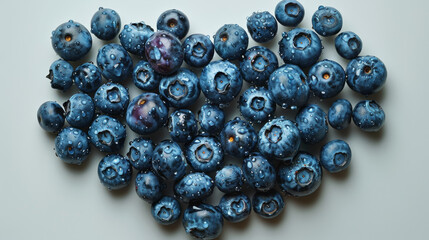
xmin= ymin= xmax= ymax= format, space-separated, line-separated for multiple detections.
xmin=97 ymin=130 xmax=114 ymax=146
xmin=192 ymin=42 xmax=207 ymax=57
xmin=195 ymin=143 xmax=214 ymax=163
xmin=231 ymin=199 xmax=248 ymax=214
xmin=265 ymin=125 xmax=282 ymax=143
xmin=136 ymin=68 xmax=151 ymax=84
xmin=250 ymin=96 xmax=266 ymax=111
xmin=214 ymin=72 xmax=231 ymax=94
xmin=251 ymin=54 xmax=269 ymax=72
xmin=262 ymin=200 xmax=279 ymax=215
xmin=106 ymin=87 xmax=121 ymax=103
xmin=167 ymin=79 xmax=188 ymax=101
xmin=295 ymin=167 xmax=314 ymax=187
xmin=293 ymin=32 xmax=311 ymax=50
xmin=285 ymin=2 xmax=301 ymax=17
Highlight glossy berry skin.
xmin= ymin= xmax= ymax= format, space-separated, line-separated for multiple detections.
xmin=320 ymin=140 xmax=352 ymax=173
xmin=157 ymin=9 xmax=190 ymax=40
xmin=119 ymin=22 xmax=154 ymax=57
xmin=90 ymin=7 xmax=121 ymax=40
xmin=183 ymin=203 xmax=223 ymax=240
xmin=152 ymin=140 xmax=187 ymax=181
xmin=252 ymin=190 xmax=285 ymax=219
xmin=126 ymin=93 xmax=168 ymax=135
xmin=132 ymin=60 xmax=161 ymax=91
xmin=240 ymin=46 xmax=278 ymax=86
xmin=197 ymin=104 xmax=225 ymax=135
xmin=220 ymin=117 xmax=257 ymax=158
xmin=312 ymin=6 xmax=343 ymax=37
xmin=98 ymin=154 xmax=132 ymax=190
xmin=242 ymin=153 xmax=276 ymax=192
xmin=185 ymin=136 xmax=224 ymax=172
xmin=94 ymin=82 xmax=129 ymax=116
xmin=174 ymin=172 xmax=214 ymax=202
xmin=88 ymin=115 xmax=126 ymax=153
xmin=145 ymin=31 xmax=184 ymax=75
xmin=159 ymin=68 xmax=200 ymax=108
xmin=37 ymin=101 xmax=65 ymax=133
xmin=46 ymin=59 xmax=73 ymax=91
xmin=328 ymin=99 xmax=352 ymax=130
xmin=55 ymin=127 xmax=90 ymax=165
xmin=296 ymin=104 xmax=328 ymax=144
xmin=278 ymin=152 xmax=322 ymax=197
xmin=258 ymin=117 xmax=301 ymax=161
xmin=213 ymin=24 xmax=248 ymax=60
xmin=200 ymin=60 xmax=243 ymax=106
xmin=335 ymin=31 xmax=362 ymax=59
xmin=239 ymin=87 xmax=276 ymax=124
xmin=268 ymin=64 xmax=309 ymax=109
xmin=64 ymin=93 xmax=94 ymax=129
xmin=279 ymin=28 xmax=322 ymax=68
xmin=51 ymin=20 xmax=92 ymax=61
xmin=151 ymin=196 xmax=181 ymax=225
xmin=346 ymin=56 xmax=387 ymax=95
xmin=96 ymin=43 xmax=133 ymax=82
xmin=308 ymin=59 xmax=346 ymax=99
xmin=247 ymin=11 xmax=278 ymax=43
xmin=275 ymin=0 xmax=305 ymax=27
xmin=127 ymin=137 xmax=154 ymax=171
xmin=352 ymin=100 xmax=385 ymax=132
xmin=72 ymin=62 xmax=102 ymax=94
xmin=135 ymin=170 xmax=165 ymax=203
xmin=183 ymin=34 xmax=215 ymax=68
xmin=219 ymin=193 xmax=251 ymax=223
xmin=168 ymin=109 xmax=198 ymax=143
xmin=215 ymin=165 xmax=243 ymax=193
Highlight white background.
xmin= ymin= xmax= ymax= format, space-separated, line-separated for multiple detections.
xmin=1 ymin=0 xmax=428 ymax=239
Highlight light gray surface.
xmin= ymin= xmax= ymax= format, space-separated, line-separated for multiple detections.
xmin=1 ymin=0 xmax=428 ymax=239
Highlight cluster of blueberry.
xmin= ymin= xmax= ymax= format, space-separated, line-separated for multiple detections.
xmin=37 ymin=1 xmax=387 ymax=239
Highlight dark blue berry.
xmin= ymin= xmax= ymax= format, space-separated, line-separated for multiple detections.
xmin=94 ymin=82 xmax=130 ymax=116
xmin=96 ymin=43 xmax=133 ymax=82
xmin=46 ymin=59 xmax=73 ymax=91
xmin=51 ymin=20 xmax=92 ymax=61
xmin=242 ymin=153 xmax=276 ymax=192
xmin=168 ymin=109 xmax=198 ymax=143
xmin=151 ymin=196 xmax=181 ymax=225
xmin=346 ymin=55 xmax=387 ymax=95
xmin=132 ymin=60 xmax=161 ymax=91
xmin=252 ymin=190 xmax=285 ymax=219
xmin=152 ymin=140 xmax=187 ymax=181
xmin=213 ymin=24 xmax=248 ymax=60
xmin=97 ymin=154 xmax=132 ymax=190
xmin=218 ymin=193 xmax=251 ymax=223
xmin=55 ymin=127 xmax=90 ymax=165
xmin=247 ymin=11 xmax=278 ymax=43
xmin=239 ymin=86 xmax=276 ymax=124
xmin=185 ymin=136 xmax=224 ymax=172
xmin=308 ymin=59 xmax=346 ymax=99
xmin=335 ymin=31 xmax=362 ymax=59
xmin=240 ymin=46 xmax=278 ymax=86
xmin=37 ymin=101 xmax=65 ymax=133
xmin=127 ymin=137 xmax=154 ymax=171
xmin=73 ymin=62 xmax=102 ymax=94
xmin=197 ymin=104 xmax=225 ymax=135
xmin=183 ymin=34 xmax=214 ymax=68
xmin=183 ymin=203 xmax=223 ymax=240
xmin=320 ymin=140 xmax=352 ymax=173
xmin=157 ymin=9 xmax=190 ymax=40
xmin=64 ymin=93 xmax=95 ymax=128
xmin=328 ymin=99 xmax=352 ymax=130
xmin=215 ymin=165 xmax=243 ymax=193
xmin=312 ymin=6 xmax=343 ymax=37
xmin=275 ymin=0 xmax=305 ymax=27
xmin=174 ymin=172 xmax=214 ymax=202
xmin=88 ymin=115 xmax=126 ymax=153
xmin=135 ymin=170 xmax=165 ymax=203
xmin=159 ymin=68 xmax=200 ymax=108
xmin=119 ymin=22 xmax=154 ymax=57
xmin=352 ymin=100 xmax=385 ymax=132
xmin=90 ymin=7 xmax=121 ymax=40
xmin=220 ymin=117 xmax=257 ymax=158
xmin=296 ymin=104 xmax=328 ymax=144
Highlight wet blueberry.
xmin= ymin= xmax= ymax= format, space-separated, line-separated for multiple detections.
xmin=242 ymin=153 xmax=276 ymax=192
xmin=197 ymin=104 xmax=225 ymax=135
xmin=46 ymin=59 xmax=73 ymax=91
xmin=346 ymin=55 xmax=387 ymax=95
xmin=88 ymin=115 xmax=126 ymax=153
xmin=98 ymin=154 xmax=132 ymax=190
xmin=275 ymin=0 xmax=305 ymax=27
xmin=168 ymin=109 xmax=198 ymax=143
xmin=213 ymin=24 xmax=248 ymax=60
xmin=37 ymin=101 xmax=65 ymax=133
xmin=312 ymin=6 xmax=343 ymax=37
xmin=218 ymin=193 xmax=251 ymax=223
xmin=183 ymin=203 xmax=223 ymax=240
xmin=55 ymin=127 xmax=90 ymax=165
xmin=296 ymin=104 xmax=329 ymax=144
xmin=94 ymin=82 xmax=129 ymax=116
xmin=96 ymin=43 xmax=133 ymax=82
xmin=151 ymin=196 xmax=181 ymax=225
xmin=252 ymin=190 xmax=285 ymax=219
xmin=247 ymin=11 xmax=278 ymax=43
xmin=220 ymin=117 xmax=257 ymax=158
xmin=335 ymin=31 xmax=362 ymax=59
xmin=132 ymin=60 xmax=161 ymax=91
xmin=174 ymin=172 xmax=214 ymax=202
xmin=239 ymin=86 xmax=276 ymax=124
xmin=240 ymin=46 xmax=278 ymax=86
xmin=215 ymin=165 xmax=243 ymax=193
xmin=182 ymin=34 xmax=215 ymax=68
xmin=72 ymin=62 xmax=102 ymax=94
xmin=159 ymin=68 xmax=200 ymax=108
xmin=135 ymin=170 xmax=166 ymax=203
xmin=320 ymin=140 xmax=352 ymax=173
xmin=328 ymin=99 xmax=352 ymax=130
xmin=119 ymin=22 xmax=154 ymax=57
xmin=185 ymin=136 xmax=224 ymax=172
xmin=127 ymin=137 xmax=155 ymax=171
xmin=352 ymin=100 xmax=385 ymax=132
xmin=157 ymin=9 xmax=190 ymax=40
xmin=51 ymin=20 xmax=92 ymax=61
xmin=152 ymin=140 xmax=187 ymax=181
xmin=90 ymin=7 xmax=121 ymax=40
xmin=63 ymin=93 xmax=95 ymax=129
xmin=308 ymin=59 xmax=346 ymax=99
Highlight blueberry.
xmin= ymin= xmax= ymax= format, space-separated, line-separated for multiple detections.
xmin=151 ymin=196 xmax=181 ymax=225
xmin=242 ymin=153 xmax=276 ymax=192
xmin=127 ymin=137 xmax=155 ymax=171
xmin=168 ymin=109 xmax=198 ymax=143
xmin=88 ymin=115 xmax=126 ymax=153
xmin=135 ymin=170 xmax=165 ymax=203
xmin=268 ymin=64 xmax=309 ymax=109
xmin=152 ymin=140 xmax=187 ymax=181
xmin=240 ymin=46 xmax=278 ymax=86
xmin=308 ymin=59 xmax=346 ymax=99
xmin=346 ymin=55 xmax=387 ymax=95
xmin=145 ymin=31 xmax=184 ymax=75
xmin=352 ymin=100 xmax=385 ymax=132
xmin=296 ymin=104 xmax=328 ymax=144
xmin=97 ymin=154 xmax=132 ymax=190
xmin=252 ymin=190 xmax=285 ymax=219
xmin=90 ymin=7 xmax=121 ymax=40
xmin=183 ymin=34 xmax=215 ymax=68
xmin=239 ymin=86 xmax=276 ymax=124
xmin=312 ymin=6 xmax=343 ymax=37
xmin=64 ymin=93 xmax=95 ymax=128
xmin=320 ymin=140 xmax=352 ymax=173
xmin=247 ymin=11 xmax=278 ymax=43
xmin=51 ymin=20 xmax=92 ymax=61
xmin=72 ymin=62 xmax=102 ymax=94
xmin=46 ymin=59 xmax=73 ymax=91
xmin=94 ymin=82 xmax=130 ymax=116
xmin=278 ymin=28 xmax=322 ymax=68
xmin=278 ymin=152 xmax=322 ymax=197
xmin=126 ymin=93 xmax=168 ymax=135
xmin=183 ymin=203 xmax=223 ymax=240
xmin=258 ymin=117 xmax=301 ymax=161
xmin=215 ymin=165 xmax=243 ymax=193
xmin=174 ymin=172 xmax=214 ymax=202
xmin=328 ymin=99 xmax=352 ymax=130
xmin=218 ymin=193 xmax=251 ymax=223
xmin=185 ymin=136 xmax=224 ymax=172
xmin=275 ymin=0 xmax=305 ymax=27
xmin=157 ymin=9 xmax=190 ymax=40
xmin=220 ymin=117 xmax=257 ymax=158
xmin=200 ymin=60 xmax=243 ymax=106
xmin=197 ymin=104 xmax=225 ymax=135
xmin=37 ymin=101 xmax=65 ymax=133
xmin=55 ymin=127 xmax=90 ymax=165
xmin=335 ymin=31 xmax=362 ymax=59
xmin=159 ymin=68 xmax=200 ymax=108
xmin=119 ymin=22 xmax=154 ymax=57
xmin=213 ymin=24 xmax=248 ymax=60
xmin=132 ymin=60 xmax=161 ymax=91
xmin=96 ymin=43 xmax=133 ymax=82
